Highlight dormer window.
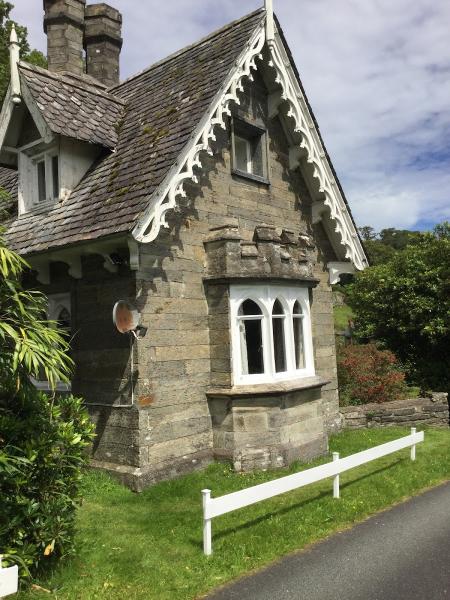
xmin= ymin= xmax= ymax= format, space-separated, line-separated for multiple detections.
xmin=34 ymin=151 xmax=59 ymax=204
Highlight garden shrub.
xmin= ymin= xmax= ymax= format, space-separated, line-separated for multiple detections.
xmin=337 ymin=343 xmax=408 ymax=406
xmin=0 ymin=389 xmax=95 ymax=583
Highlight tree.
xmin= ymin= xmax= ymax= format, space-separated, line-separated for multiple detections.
xmin=0 ymin=1 xmax=47 ymax=101
xmin=347 ymin=223 xmax=450 ymax=392
xmin=0 ymin=230 xmax=73 ymax=394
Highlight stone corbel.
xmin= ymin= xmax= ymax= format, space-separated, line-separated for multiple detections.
xmin=328 ymin=261 xmax=355 ymax=285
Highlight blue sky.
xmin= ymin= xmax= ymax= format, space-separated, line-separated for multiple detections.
xmin=12 ymin=0 xmax=450 ymax=232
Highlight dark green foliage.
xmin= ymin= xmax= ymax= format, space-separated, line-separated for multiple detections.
xmin=0 ymin=232 xmax=73 ymax=392
xmin=0 ymin=232 xmax=93 ymax=585
xmin=347 ymin=223 xmax=450 ymax=393
xmin=0 ymin=391 xmax=95 ymax=583
xmin=0 ymin=1 xmax=47 ymax=101
xmin=358 ymin=226 xmax=425 ymax=265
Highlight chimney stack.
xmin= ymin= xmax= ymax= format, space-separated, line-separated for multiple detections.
xmin=43 ymin=0 xmax=86 ymax=75
xmin=84 ymin=3 xmax=122 ymax=88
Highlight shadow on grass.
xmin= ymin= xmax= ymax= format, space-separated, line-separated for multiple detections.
xmin=188 ymin=458 xmax=403 ymax=550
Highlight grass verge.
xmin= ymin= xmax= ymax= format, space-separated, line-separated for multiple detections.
xmin=19 ymin=427 xmax=450 ymax=600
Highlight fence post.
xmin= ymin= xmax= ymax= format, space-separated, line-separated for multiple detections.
xmin=410 ymin=427 xmax=417 ymax=461
xmin=333 ymin=452 xmax=340 ymax=499
xmin=202 ymin=489 xmax=212 ymax=556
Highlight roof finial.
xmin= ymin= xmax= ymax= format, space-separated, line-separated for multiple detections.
xmin=265 ymin=0 xmax=275 ymax=43
xmin=9 ymin=24 xmax=21 ymax=105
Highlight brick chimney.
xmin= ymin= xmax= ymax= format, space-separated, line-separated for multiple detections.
xmin=84 ymin=3 xmax=122 ymax=88
xmin=43 ymin=0 xmax=86 ymax=75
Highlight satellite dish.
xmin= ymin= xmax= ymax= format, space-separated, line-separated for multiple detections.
xmin=113 ymin=300 xmax=140 ymax=334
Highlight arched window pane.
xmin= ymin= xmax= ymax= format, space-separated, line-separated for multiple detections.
xmin=293 ymin=315 xmax=305 ymax=369
xmin=293 ymin=301 xmax=303 ymax=315
xmin=240 ymin=318 xmax=264 ymax=375
xmin=239 ymin=299 xmax=262 ymax=316
xmin=272 ymin=299 xmax=286 ymax=372
xmin=272 ymin=299 xmax=285 ymax=316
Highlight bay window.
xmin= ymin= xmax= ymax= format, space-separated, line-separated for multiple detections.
xmin=230 ymin=285 xmax=315 ymax=385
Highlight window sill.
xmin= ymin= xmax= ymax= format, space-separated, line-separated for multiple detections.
xmin=232 ymin=169 xmax=270 ymax=186
xmin=207 ymin=375 xmax=330 ymax=398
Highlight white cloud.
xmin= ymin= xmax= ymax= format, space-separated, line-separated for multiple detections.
xmin=11 ymin=0 xmax=450 ymax=231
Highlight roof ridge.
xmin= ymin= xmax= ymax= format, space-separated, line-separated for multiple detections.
xmin=19 ymin=61 xmax=126 ymax=106
xmin=111 ymin=8 xmax=265 ymax=91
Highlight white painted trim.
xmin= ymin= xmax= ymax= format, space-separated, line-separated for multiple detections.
xmin=9 ymin=25 xmax=21 ymax=105
xmin=328 ymin=261 xmax=355 ymax=285
xmin=266 ymin=33 xmax=367 ymax=270
xmin=230 ymin=284 xmax=315 ymax=386
xmin=0 ymin=87 xmax=14 ymax=150
xmin=265 ymin=0 xmax=275 ymax=42
xmin=131 ymin=15 xmax=367 ymax=272
xmin=202 ymin=429 xmax=424 ymax=554
xmin=20 ymin=78 xmax=54 ymax=144
xmin=132 ymin=19 xmax=266 ymax=244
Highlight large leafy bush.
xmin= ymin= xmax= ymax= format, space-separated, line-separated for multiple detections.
xmin=338 ymin=343 xmax=408 ymax=406
xmin=0 ymin=232 xmax=94 ymax=583
xmin=347 ymin=223 xmax=450 ymax=392
xmin=0 ymin=391 xmax=94 ymax=582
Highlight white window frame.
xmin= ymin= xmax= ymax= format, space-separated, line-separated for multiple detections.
xmin=32 ymin=150 xmax=60 ymax=204
xmin=231 ymin=118 xmax=268 ymax=181
xmin=32 ymin=293 xmax=72 ymax=392
xmin=18 ymin=143 xmax=60 ymax=214
xmin=230 ymin=284 xmax=315 ymax=386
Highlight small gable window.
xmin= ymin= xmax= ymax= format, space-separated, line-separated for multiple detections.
xmin=231 ymin=118 xmax=268 ymax=182
xmin=34 ymin=152 xmax=59 ymax=203
xmin=230 ymin=285 xmax=315 ymax=385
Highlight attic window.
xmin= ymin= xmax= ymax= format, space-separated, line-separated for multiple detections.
xmin=231 ymin=118 xmax=268 ymax=183
xmin=33 ymin=152 xmax=60 ymax=204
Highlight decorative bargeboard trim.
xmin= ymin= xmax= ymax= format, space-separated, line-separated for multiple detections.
xmin=266 ymin=35 xmax=367 ymax=270
xmin=132 ymin=20 xmax=266 ymax=244
xmin=132 ymin=15 xmax=367 ymax=271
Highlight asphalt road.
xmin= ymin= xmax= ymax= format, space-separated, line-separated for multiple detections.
xmin=207 ymin=481 xmax=450 ymax=600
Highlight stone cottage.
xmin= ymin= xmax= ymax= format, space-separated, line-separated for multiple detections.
xmin=0 ymin=0 xmax=368 ymax=490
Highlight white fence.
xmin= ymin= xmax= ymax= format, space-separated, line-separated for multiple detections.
xmin=0 ymin=555 xmax=18 ymax=598
xmin=201 ymin=428 xmax=424 ymax=555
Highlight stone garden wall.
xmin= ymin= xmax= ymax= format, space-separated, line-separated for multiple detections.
xmin=340 ymin=393 xmax=449 ymax=429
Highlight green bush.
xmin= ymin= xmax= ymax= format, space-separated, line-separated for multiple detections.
xmin=347 ymin=223 xmax=450 ymax=393
xmin=0 ymin=390 xmax=95 ymax=583
xmin=337 ymin=343 xmax=408 ymax=406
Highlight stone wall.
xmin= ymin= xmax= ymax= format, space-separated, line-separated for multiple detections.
xmin=208 ymin=385 xmax=328 ymax=472
xmin=30 ymin=71 xmax=342 ymax=490
xmin=127 ymin=73 xmax=339 ymax=486
xmin=340 ymin=394 xmax=449 ymax=429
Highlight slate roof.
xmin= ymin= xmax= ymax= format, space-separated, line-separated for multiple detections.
xmin=20 ymin=63 xmax=126 ymax=149
xmin=5 ymin=9 xmax=265 ymax=255
xmin=0 ymin=166 xmax=18 ymax=221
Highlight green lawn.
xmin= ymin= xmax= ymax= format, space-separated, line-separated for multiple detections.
xmin=20 ymin=427 xmax=450 ymax=600
xmin=334 ymin=303 xmax=354 ymax=332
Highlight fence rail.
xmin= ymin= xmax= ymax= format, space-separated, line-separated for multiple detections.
xmin=201 ymin=428 xmax=424 ymax=555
